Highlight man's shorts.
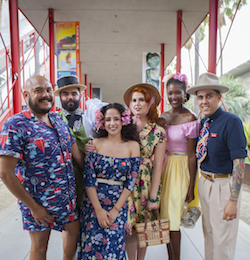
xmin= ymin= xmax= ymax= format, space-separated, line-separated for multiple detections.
xmin=21 ymin=204 xmax=79 ymax=232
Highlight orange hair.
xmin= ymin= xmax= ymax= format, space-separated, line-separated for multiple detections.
xmin=130 ymin=86 xmax=160 ymax=123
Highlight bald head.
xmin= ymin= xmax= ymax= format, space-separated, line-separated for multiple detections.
xmin=24 ymin=75 xmax=54 ymax=116
xmin=25 ymin=75 xmax=51 ymax=92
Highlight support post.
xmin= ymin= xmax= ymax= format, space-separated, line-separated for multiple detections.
xmin=208 ymin=0 xmax=218 ymax=73
xmin=9 ymin=0 xmax=22 ymax=113
xmin=49 ymin=8 xmax=55 ymax=111
xmin=160 ymin=44 xmax=165 ymax=113
xmin=84 ymin=74 xmax=88 ymax=110
xmin=176 ymin=10 xmax=182 ymax=73
xmin=89 ymin=83 xmax=92 ymax=99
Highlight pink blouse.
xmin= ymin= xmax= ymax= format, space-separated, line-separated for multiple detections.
xmin=165 ymin=120 xmax=201 ymax=153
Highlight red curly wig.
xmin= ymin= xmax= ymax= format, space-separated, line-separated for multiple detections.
xmin=130 ymin=86 xmax=160 ymax=123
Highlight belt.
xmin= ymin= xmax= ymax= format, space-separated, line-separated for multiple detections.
xmin=168 ymin=152 xmax=188 ymax=156
xmin=201 ymin=171 xmax=232 ymax=182
xmin=96 ymin=178 xmax=124 ymax=185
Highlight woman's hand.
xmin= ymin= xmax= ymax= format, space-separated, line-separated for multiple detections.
xmin=85 ymin=140 xmax=96 ymax=154
xmin=146 ymin=200 xmax=158 ymax=211
xmin=95 ymin=208 xmax=114 ymax=228
xmin=185 ymin=186 xmax=195 ymax=203
xmin=108 ymin=207 xmax=119 ymax=225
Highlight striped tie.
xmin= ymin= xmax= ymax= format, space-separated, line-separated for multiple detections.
xmin=196 ymin=118 xmax=210 ymax=163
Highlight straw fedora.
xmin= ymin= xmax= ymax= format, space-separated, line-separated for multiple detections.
xmin=186 ymin=72 xmax=229 ymax=95
xmin=54 ymin=75 xmax=87 ymax=96
xmin=123 ymin=83 xmax=161 ymax=107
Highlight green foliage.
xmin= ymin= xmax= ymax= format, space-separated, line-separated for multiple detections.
xmin=200 ymin=0 xmax=247 ymax=30
xmin=222 ymin=0 xmax=247 ymax=20
xmin=220 ymin=75 xmax=250 ymax=122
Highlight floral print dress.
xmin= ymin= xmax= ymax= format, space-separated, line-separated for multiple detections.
xmin=126 ymin=122 xmax=166 ymax=235
xmin=77 ymin=152 xmax=140 ymax=260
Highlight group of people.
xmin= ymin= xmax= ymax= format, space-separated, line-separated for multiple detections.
xmin=0 ymin=71 xmax=246 ymax=260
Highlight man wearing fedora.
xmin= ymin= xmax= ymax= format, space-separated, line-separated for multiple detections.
xmin=54 ymin=75 xmax=90 ymax=211
xmin=187 ymin=72 xmax=246 ymax=260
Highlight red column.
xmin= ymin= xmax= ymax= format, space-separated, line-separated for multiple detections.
xmin=89 ymin=83 xmax=92 ymax=99
xmin=160 ymin=44 xmax=165 ymax=113
xmin=176 ymin=10 xmax=182 ymax=73
xmin=9 ymin=0 xmax=22 ymax=113
xmin=21 ymin=40 xmax=25 ymax=91
xmin=208 ymin=0 xmax=218 ymax=73
xmin=6 ymin=54 xmax=10 ymax=107
xmin=83 ymin=74 xmax=88 ymax=110
xmin=49 ymin=8 xmax=55 ymax=111
xmin=33 ymin=33 xmax=36 ymax=75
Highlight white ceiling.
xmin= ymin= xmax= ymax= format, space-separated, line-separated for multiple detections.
xmin=18 ymin=0 xmax=209 ymax=105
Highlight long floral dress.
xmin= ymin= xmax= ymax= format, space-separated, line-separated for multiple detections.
xmin=77 ymin=152 xmax=140 ymax=260
xmin=126 ymin=122 xmax=166 ymax=235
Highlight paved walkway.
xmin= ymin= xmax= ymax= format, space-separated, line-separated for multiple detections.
xmin=0 ymin=183 xmax=250 ymax=259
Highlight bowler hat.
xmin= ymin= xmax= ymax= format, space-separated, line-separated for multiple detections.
xmin=186 ymin=72 xmax=229 ymax=95
xmin=54 ymin=75 xmax=87 ymax=96
xmin=123 ymin=83 xmax=161 ymax=107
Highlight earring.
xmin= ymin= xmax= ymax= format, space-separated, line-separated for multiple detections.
xmin=184 ymin=96 xmax=187 ymax=103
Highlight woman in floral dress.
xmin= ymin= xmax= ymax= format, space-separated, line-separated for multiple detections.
xmin=77 ymin=103 xmax=141 ymax=260
xmin=123 ymin=84 xmax=167 ymax=260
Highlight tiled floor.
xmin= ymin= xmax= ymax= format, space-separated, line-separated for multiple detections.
xmin=0 ymin=181 xmax=250 ymax=260
xmin=0 ymin=202 xmax=250 ymax=259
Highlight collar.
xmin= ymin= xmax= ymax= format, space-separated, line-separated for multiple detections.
xmin=203 ymin=107 xmax=223 ymax=123
xmin=62 ymin=108 xmax=83 ymax=117
xmin=21 ymin=109 xmax=57 ymax=128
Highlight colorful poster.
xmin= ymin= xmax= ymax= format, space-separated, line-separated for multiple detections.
xmin=142 ymin=52 xmax=160 ymax=90
xmin=56 ymin=22 xmax=80 ymax=80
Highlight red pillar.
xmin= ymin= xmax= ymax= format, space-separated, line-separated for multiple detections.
xmin=49 ymin=8 xmax=55 ymax=111
xmin=160 ymin=44 xmax=165 ymax=113
xmin=176 ymin=10 xmax=182 ymax=73
xmin=83 ymin=74 xmax=88 ymax=110
xmin=6 ymin=54 xmax=10 ymax=107
xmin=33 ymin=33 xmax=36 ymax=75
xmin=9 ymin=0 xmax=22 ymax=113
xmin=21 ymin=40 xmax=25 ymax=92
xmin=89 ymin=83 xmax=92 ymax=99
xmin=208 ymin=0 xmax=218 ymax=73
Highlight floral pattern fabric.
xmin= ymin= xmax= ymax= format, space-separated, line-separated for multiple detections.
xmin=0 ymin=110 xmax=78 ymax=232
xmin=126 ymin=122 xmax=166 ymax=235
xmin=77 ymin=152 xmax=140 ymax=260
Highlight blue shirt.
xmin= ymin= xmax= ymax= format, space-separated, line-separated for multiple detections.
xmin=0 ymin=110 xmax=78 ymax=231
xmin=200 ymin=107 xmax=246 ymax=174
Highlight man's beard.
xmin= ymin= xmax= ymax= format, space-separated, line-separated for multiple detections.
xmin=61 ymin=99 xmax=80 ymax=112
xmin=28 ymin=95 xmax=54 ymax=114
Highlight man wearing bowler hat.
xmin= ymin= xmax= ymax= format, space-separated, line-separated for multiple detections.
xmin=187 ymin=72 xmax=246 ymax=260
xmin=54 ymin=75 xmax=90 ymax=210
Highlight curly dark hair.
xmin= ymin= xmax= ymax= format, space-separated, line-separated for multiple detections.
xmin=95 ymin=103 xmax=139 ymax=142
xmin=166 ymin=78 xmax=190 ymax=101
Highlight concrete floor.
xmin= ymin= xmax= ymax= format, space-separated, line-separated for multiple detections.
xmin=1 ymin=179 xmax=250 ymax=260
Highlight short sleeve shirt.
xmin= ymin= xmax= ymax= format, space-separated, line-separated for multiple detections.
xmin=0 ymin=110 xmax=77 ymax=230
xmin=200 ymin=107 xmax=247 ymax=174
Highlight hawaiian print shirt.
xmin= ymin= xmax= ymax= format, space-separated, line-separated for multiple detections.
xmin=0 ymin=110 xmax=78 ymax=231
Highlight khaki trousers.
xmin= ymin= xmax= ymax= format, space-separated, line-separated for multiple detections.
xmin=198 ymin=174 xmax=241 ymax=260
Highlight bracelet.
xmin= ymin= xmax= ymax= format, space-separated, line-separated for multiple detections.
xmin=148 ymin=195 xmax=157 ymax=203
xmin=114 ymin=205 xmax=120 ymax=212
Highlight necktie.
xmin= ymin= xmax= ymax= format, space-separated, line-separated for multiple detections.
xmin=196 ymin=118 xmax=211 ymax=163
xmin=66 ymin=114 xmax=81 ymax=129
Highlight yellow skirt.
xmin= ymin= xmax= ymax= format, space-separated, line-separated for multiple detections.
xmin=160 ymin=154 xmax=199 ymax=231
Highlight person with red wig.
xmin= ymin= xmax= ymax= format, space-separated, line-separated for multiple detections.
xmin=123 ymin=83 xmax=167 ymax=260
